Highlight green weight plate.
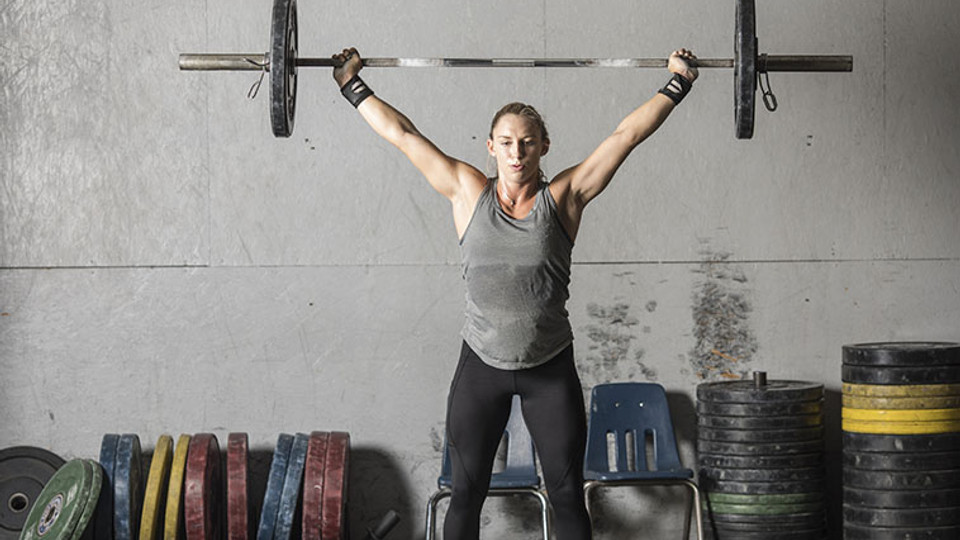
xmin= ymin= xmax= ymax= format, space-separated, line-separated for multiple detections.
xmin=269 ymin=0 xmax=298 ymax=137
xmin=698 ymin=425 xmax=823 ymax=443
xmin=698 ymin=380 xmax=823 ymax=403
xmin=69 ymin=460 xmax=103 ymax=540
xmin=843 ymin=450 xmax=960 ymax=471
xmin=843 ymin=504 xmax=960 ymax=527
xmin=843 ymin=394 xmax=960 ymax=409
xmin=843 ymin=342 xmax=960 ymax=366
xmin=843 ymin=468 xmax=960 ymax=490
xmin=698 ymin=400 xmax=823 ymax=417
xmin=20 ymin=460 xmax=91 ymax=540
xmin=698 ymin=413 xmax=823 ymax=429
xmin=0 ymin=446 xmax=65 ymax=540
xmin=700 ymin=467 xmax=823 ymax=483
xmin=843 ymin=383 xmax=960 ymax=397
xmin=843 ymin=524 xmax=960 ymax=540
xmin=699 ymin=452 xmax=823 ymax=470
xmin=843 ymin=487 xmax=960 ymax=509
xmin=734 ymin=0 xmax=757 ymax=139
xmin=701 ymin=477 xmax=824 ymax=495
xmin=705 ymin=501 xmax=824 ymax=515
xmin=697 ymin=439 xmax=822 ymax=456
xmin=842 ymin=364 xmax=960 ymax=385
xmin=705 ymin=492 xmax=823 ymax=505
xmin=705 ymin=518 xmax=823 ymax=532
xmin=842 ymin=431 xmax=960 ymax=453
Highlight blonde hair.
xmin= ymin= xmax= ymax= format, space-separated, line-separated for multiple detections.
xmin=489 ymin=102 xmax=549 ymax=141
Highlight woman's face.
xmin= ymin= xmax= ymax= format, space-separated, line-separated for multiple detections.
xmin=487 ymin=113 xmax=549 ymax=183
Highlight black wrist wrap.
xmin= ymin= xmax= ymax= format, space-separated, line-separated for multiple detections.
xmin=658 ymin=73 xmax=693 ymax=105
xmin=341 ymin=75 xmax=374 ymax=108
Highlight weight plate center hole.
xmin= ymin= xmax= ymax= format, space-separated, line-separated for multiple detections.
xmin=8 ymin=492 xmax=29 ymax=513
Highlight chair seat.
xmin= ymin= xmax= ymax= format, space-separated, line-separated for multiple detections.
xmin=584 ymin=467 xmax=694 ymax=482
xmin=438 ymin=472 xmax=541 ymax=489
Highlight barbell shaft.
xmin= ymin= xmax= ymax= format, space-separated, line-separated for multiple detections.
xmin=178 ymin=54 xmax=852 ymax=72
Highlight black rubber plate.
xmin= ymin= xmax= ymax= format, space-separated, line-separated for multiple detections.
xmin=843 ymin=504 xmax=960 ymax=527
xmin=734 ymin=0 xmax=757 ymax=139
xmin=843 ymin=450 xmax=960 ymax=471
xmin=699 ymin=452 xmax=823 ymax=469
xmin=843 ymin=468 xmax=960 ymax=490
xmin=843 ymin=524 xmax=960 ymax=540
xmin=699 ymin=425 xmax=823 ymax=443
xmin=700 ymin=466 xmax=824 ymax=483
xmin=0 ymin=447 xmax=65 ymax=540
xmin=699 ymin=413 xmax=822 ymax=430
xmin=843 ymin=342 xmax=960 ymax=366
xmin=698 ymin=380 xmax=823 ymax=403
xmin=843 ymin=487 xmax=960 ymax=509
xmin=842 ymin=431 xmax=960 ymax=453
xmin=698 ymin=400 xmax=823 ymax=417
xmin=842 ymin=364 xmax=960 ymax=385
xmin=270 ymin=0 xmax=298 ymax=137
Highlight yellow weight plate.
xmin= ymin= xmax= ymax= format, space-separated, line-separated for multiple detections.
xmin=842 ymin=394 xmax=960 ymax=409
xmin=842 ymin=383 xmax=960 ymax=397
xmin=842 ymin=418 xmax=960 ymax=435
xmin=163 ymin=434 xmax=191 ymax=540
xmin=842 ymin=408 xmax=960 ymax=421
xmin=140 ymin=435 xmax=174 ymax=540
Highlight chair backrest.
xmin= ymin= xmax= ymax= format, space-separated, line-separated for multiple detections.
xmin=584 ymin=382 xmax=684 ymax=474
xmin=438 ymin=394 xmax=537 ymax=484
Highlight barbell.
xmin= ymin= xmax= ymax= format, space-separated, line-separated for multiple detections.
xmin=179 ymin=0 xmax=852 ymax=139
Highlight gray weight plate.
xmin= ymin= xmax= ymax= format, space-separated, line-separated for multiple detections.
xmin=698 ymin=452 xmax=823 ymax=470
xmin=113 ymin=434 xmax=142 ymax=540
xmin=698 ymin=439 xmax=823 ymax=456
xmin=843 ymin=342 xmax=960 ymax=366
xmin=734 ymin=0 xmax=757 ymax=139
xmin=698 ymin=380 xmax=823 ymax=403
xmin=843 ymin=487 xmax=960 ymax=509
xmin=698 ymin=400 xmax=823 ymax=417
xmin=700 ymin=466 xmax=824 ymax=483
xmin=843 ymin=450 xmax=960 ymax=471
xmin=843 ymin=504 xmax=960 ymax=527
xmin=704 ymin=524 xmax=824 ymax=540
xmin=273 ymin=433 xmax=309 ymax=540
xmin=256 ymin=434 xmax=293 ymax=540
xmin=699 ymin=413 xmax=823 ymax=430
xmin=270 ymin=0 xmax=298 ymax=137
xmin=843 ymin=524 xmax=960 ymax=540
xmin=701 ymin=478 xmax=825 ymax=495
xmin=707 ymin=511 xmax=825 ymax=526
xmin=842 ymin=364 xmax=960 ymax=385
xmin=842 ymin=431 xmax=960 ymax=453
xmin=698 ymin=425 xmax=823 ymax=443
xmin=843 ymin=468 xmax=960 ymax=490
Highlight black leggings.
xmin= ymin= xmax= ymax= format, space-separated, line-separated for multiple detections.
xmin=443 ymin=342 xmax=592 ymax=540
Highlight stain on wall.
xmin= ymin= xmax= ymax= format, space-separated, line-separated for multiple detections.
xmin=688 ymin=251 xmax=758 ymax=380
xmin=579 ymin=299 xmax=658 ymax=383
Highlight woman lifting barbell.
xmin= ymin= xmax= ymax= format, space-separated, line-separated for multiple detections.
xmin=331 ymin=46 xmax=698 ymax=540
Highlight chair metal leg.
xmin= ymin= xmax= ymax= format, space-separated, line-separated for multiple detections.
xmin=682 ymin=479 xmax=704 ymax=540
xmin=424 ymin=489 xmax=450 ymax=540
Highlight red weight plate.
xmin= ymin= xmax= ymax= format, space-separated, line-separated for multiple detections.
xmin=184 ymin=434 xmax=221 ymax=540
xmin=301 ymin=432 xmax=330 ymax=540
xmin=320 ymin=432 xmax=350 ymax=540
xmin=226 ymin=433 xmax=249 ymax=540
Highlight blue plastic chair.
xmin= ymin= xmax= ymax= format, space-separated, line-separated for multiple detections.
xmin=424 ymin=394 xmax=550 ymax=540
xmin=583 ymin=383 xmax=704 ymax=540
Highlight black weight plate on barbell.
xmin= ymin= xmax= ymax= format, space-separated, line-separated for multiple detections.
xmin=734 ymin=0 xmax=757 ymax=139
xmin=699 ymin=425 xmax=823 ymax=443
xmin=843 ymin=504 xmax=960 ymax=527
xmin=699 ymin=452 xmax=823 ymax=469
xmin=708 ymin=511 xmax=825 ymax=526
xmin=698 ymin=439 xmax=823 ymax=456
xmin=0 ymin=446 xmax=65 ymax=540
xmin=843 ymin=524 xmax=960 ymax=540
xmin=843 ymin=342 xmax=960 ymax=367
xmin=698 ymin=400 xmax=823 ymax=417
xmin=698 ymin=380 xmax=823 ymax=403
xmin=270 ymin=0 xmax=298 ymax=137
xmin=842 ymin=364 xmax=960 ymax=385
xmin=699 ymin=413 xmax=823 ymax=430
xmin=842 ymin=431 xmax=960 ymax=453
xmin=843 ymin=450 xmax=960 ymax=471
xmin=843 ymin=468 xmax=960 ymax=490
xmin=843 ymin=487 xmax=960 ymax=509
xmin=700 ymin=466 xmax=824 ymax=483
xmin=701 ymin=478 xmax=825 ymax=495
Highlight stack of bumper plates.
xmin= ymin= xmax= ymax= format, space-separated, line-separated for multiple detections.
xmin=17 ymin=459 xmax=101 ymax=540
xmin=842 ymin=342 xmax=960 ymax=540
xmin=697 ymin=374 xmax=826 ymax=540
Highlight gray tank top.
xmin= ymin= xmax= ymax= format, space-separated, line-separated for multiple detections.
xmin=459 ymin=178 xmax=574 ymax=370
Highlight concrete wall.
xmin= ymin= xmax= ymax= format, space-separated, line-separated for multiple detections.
xmin=2 ymin=0 xmax=958 ymax=537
